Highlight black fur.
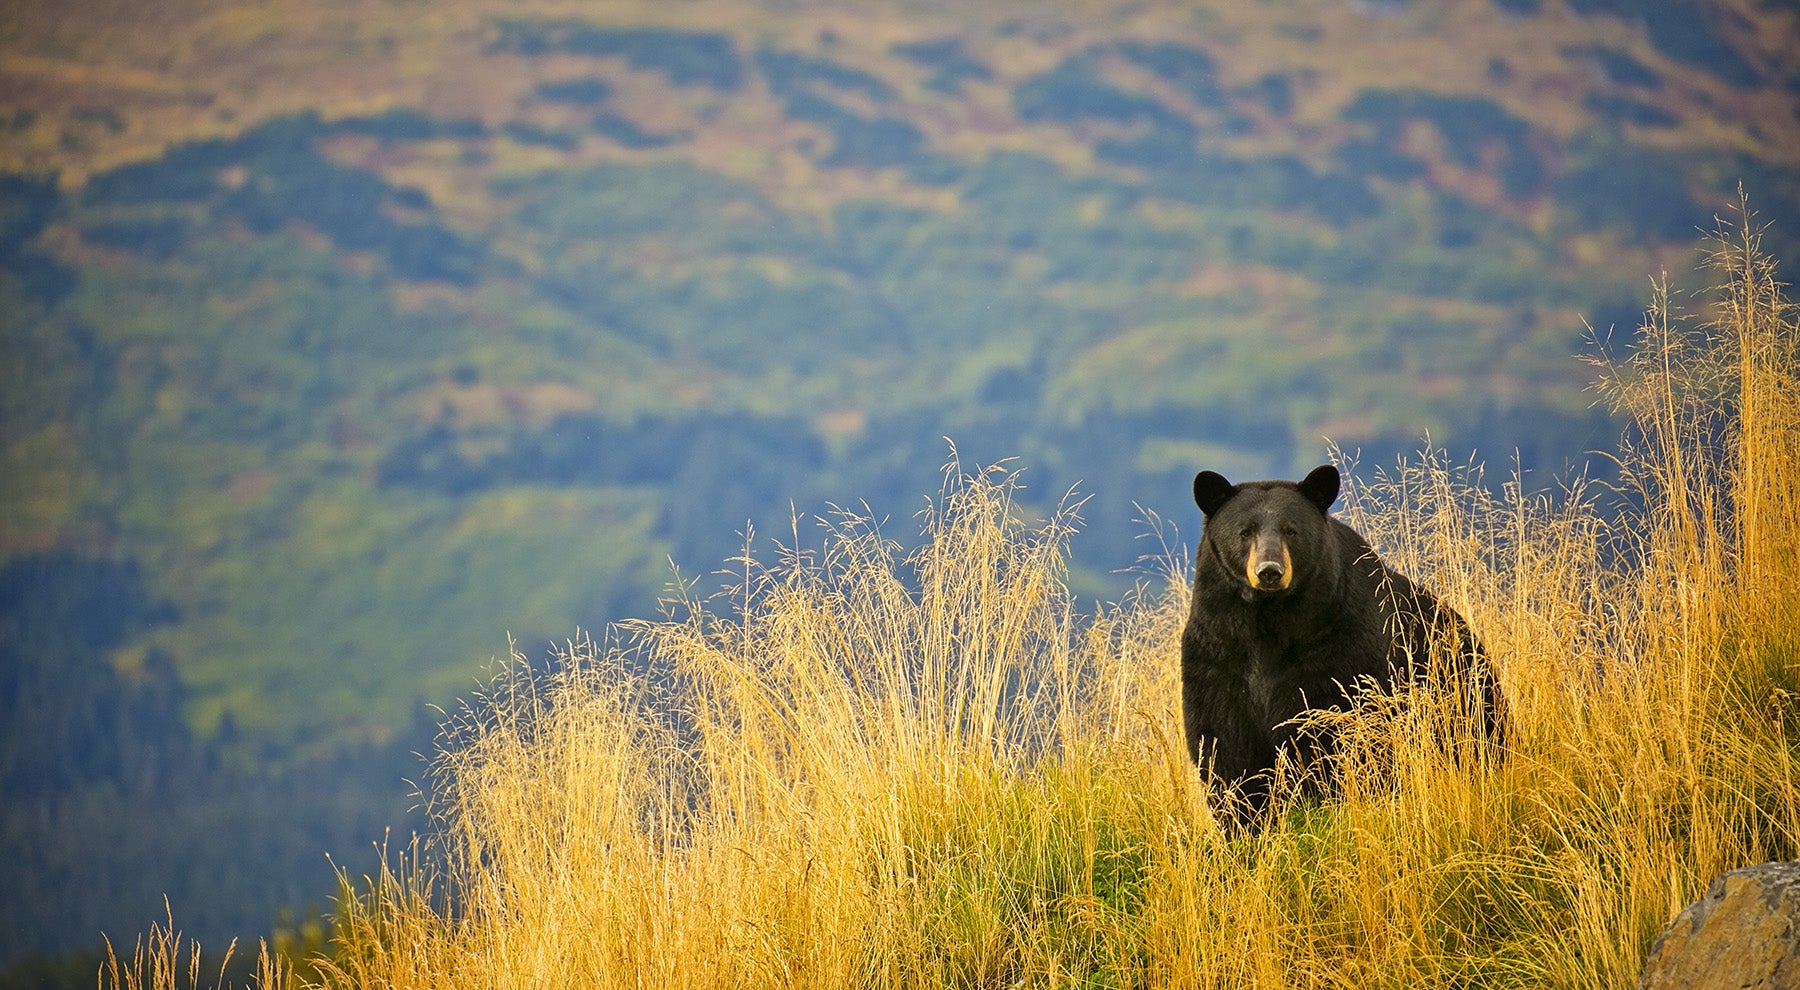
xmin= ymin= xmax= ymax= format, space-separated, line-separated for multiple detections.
xmin=1181 ymin=464 xmax=1502 ymax=816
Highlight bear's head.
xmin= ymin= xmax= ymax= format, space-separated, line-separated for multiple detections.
xmin=1193 ymin=464 xmax=1340 ymax=600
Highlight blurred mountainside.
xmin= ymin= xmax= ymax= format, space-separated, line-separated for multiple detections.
xmin=3 ymin=0 xmax=1800 ymax=965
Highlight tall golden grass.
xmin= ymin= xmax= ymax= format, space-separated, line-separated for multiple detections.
xmin=109 ymin=207 xmax=1799 ymax=989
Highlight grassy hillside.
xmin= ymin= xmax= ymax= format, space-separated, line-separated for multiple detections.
xmin=5 ymin=0 xmax=1800 ymax=967
xmin=107 ymin=208 xmax=1800 ymax=988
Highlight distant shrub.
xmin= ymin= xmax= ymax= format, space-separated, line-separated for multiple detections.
xmin=1335 ymin=136 xmax=1428 ymax=183
xmin=1345 ymin=90 xmax=1528 ymax=168
xmin=501 ymin=121 xmax=581 ymax=150
xmin=1583 ymin=93 xmax=1680 ymax=129
xmin=1556 ymin=143 xmax=1700 ymax=240
xmin=1 ymin=252 xmax=75 ymax=304
xmin=491 ymin=21 xmax=743 ymax=89
xmin=1568 ymin=0 xmax=1759 ymax=87
xmin=0 ymin=554 xmax=182 ymax=800
xmin=758 ymin=47 xmax=895 ymax=102
xmin=888 ymin=37 xmax=962 ymax=70
xmin=782 ymin=89 xmax=848 ymax=128
xmin=82 ymin=142 xmax=236 ymax=205
xmin=1249 ymin=72 xmax=1295 ymax=116
xmin=590 ymin=113 xmax=681 ymax=149
xmin=387 ymin=224 xmax=482 ymax=285
xmin=779 ymin=91 xmax=923 ymax=168
xmin=1284 ymin=166 xmax=1383 ymax=226
xmin=1563 ymin=44 xmax=1663 ymax=89
xmin=221 ymin=151 xmax=391 ymax=248
xmin=0 ymin=167 xmax=75 ymax=301
xmin=389 ymin=186 xmax=432 ymax=212
xmin=904 ymin=153 xmax=964 ymax=185
xmin=1094 ymin=126 xmax=1199 ymax=171
xmin=825 ymin=115 xmax=925 ymax=169
xmin=890 ymin=37 xmax=992 ymax=94
xmin=1496 ymin=150 xmax=1545 ymax=198
xmin=328 ymin=109 xmax=486 ymax=143
xmin=535 ymin=77 xmax=612 ymax=105
xmin=1433 ymin=191 xmax=1487 ymax=250
xmin=1013 ymin=55 xmax=1192 ymax=135
xmin=1113 ymin=40 xmax=1226 ymax=106
xmin=81 ymin=112 xmax=487 ymax=282
xmin=0 ymin=173 xmax=60 ymax=256
xmin=1341 ymin=88 xmax=1544 ymax=196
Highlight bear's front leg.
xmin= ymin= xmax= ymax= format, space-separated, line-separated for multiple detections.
xmin=1183 ymin=659 xmax=1280 ymax=816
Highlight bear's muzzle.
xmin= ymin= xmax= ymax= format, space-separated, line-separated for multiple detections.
xmin=1245 ymin=534 xmax=1293 ymax=593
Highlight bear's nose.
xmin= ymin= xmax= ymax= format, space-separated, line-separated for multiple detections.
xmin=1255 ymin=562 xmax=1286 ymax=588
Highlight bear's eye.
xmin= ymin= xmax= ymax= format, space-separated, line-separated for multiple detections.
xmin=1281 ymin=524 xmax=1298 ymax=538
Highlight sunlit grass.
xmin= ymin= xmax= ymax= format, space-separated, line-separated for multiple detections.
xmin=109 ymin=206 xmax=1799 ymax=988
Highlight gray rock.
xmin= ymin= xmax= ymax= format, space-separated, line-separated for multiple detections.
xmin=1641 ymin=861 xmax=1800 ymax=989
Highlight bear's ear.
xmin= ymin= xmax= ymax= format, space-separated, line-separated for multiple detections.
xmin=1194 ymin=471 xmax=1235 ymax=517
xmin=1298 ymin=464 xmax=1340 ymax=512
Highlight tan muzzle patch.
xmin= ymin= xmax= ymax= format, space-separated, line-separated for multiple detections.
xmin=1245 ymin=538 xmax=1293 ymax=592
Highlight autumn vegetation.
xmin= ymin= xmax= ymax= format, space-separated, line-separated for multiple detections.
xmin=104 ymin=209 xmax=1799 ymax=989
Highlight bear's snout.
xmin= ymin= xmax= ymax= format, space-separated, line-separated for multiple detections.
xmin=1244 ymin=533 xmax=1294 ymax=593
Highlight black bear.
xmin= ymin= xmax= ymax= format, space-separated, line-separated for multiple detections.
xmin=1181 ymin=463 xmax=1502 ymax=815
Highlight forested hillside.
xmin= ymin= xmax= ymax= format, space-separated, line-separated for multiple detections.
xmin=3 ymin=0 xmax=1799 ymax=967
